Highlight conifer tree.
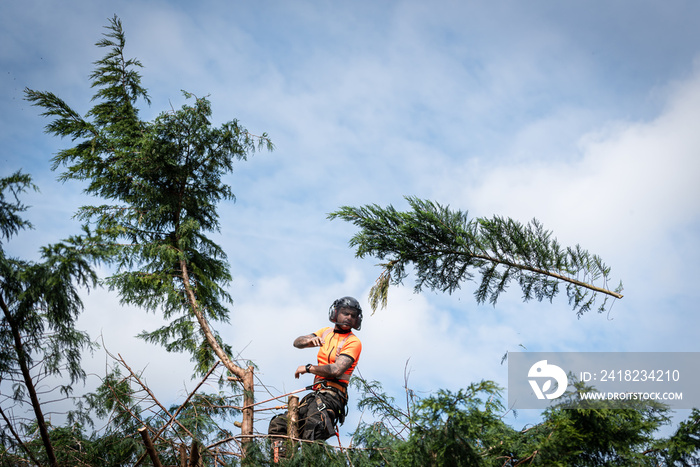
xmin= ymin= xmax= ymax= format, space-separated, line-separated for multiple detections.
xmin=330 ymin=196 xmax=623 ymax=314
xmin=0 ymin=172 xmax=102 ymax=467
xmin=25 ymin=16 xmax=273 ymax=379
xmin=345 ymin=378 xmax=700 ymax=466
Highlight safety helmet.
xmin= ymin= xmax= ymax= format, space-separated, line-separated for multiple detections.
xmin=328 ymin=296 xmax=363 ymax=330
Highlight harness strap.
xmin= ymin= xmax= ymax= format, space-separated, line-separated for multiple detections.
xmin=320 ymin=328 xmax=350 ymax=359
xmin=313 ymin=379 xmax=348 ymax=394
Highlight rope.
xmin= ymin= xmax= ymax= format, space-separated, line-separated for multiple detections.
xmin=245 ymin=385 xmax=313 ymax=409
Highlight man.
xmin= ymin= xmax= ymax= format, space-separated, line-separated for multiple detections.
xmin=268 ymin=296 xmax=363 ymax=457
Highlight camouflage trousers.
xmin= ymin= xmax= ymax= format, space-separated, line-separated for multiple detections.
xmin=268 ymin=389 xmax=346 ymax=442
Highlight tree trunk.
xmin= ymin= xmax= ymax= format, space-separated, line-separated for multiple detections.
xmin=178 ymin=260 xmax=257 ymax=457
xmin=241 ymin=366 xmax=255 ymax=455
xmin=189 ymin=439 xmax=202 ymax=467
xmin=179 ymin=259 xmax=245 ymax=379
xmin=179 ymin=444 xmax=187 ymax=467
xmin=0 ymin=295 xmax=58 ymax=467
xmin=288 ymin=395 xmax=299 ymax=440
xmin=287 ymin=394 xmax=300 ymax=458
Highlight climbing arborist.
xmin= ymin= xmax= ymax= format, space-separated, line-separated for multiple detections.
xmin=268 ymin=296 xmax=363 ymax=459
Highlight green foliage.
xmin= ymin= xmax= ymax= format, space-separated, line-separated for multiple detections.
xmin=342 ymin=378 xmax=700 ymax=466
xmin=167 ymin=391 xmax=242 ymax=444
xmin=348 ymin=380 xmax=516 ymax=466
xmin=656 ymin=408 xmax=700 ymax=466
xmin=25 ymin=16 xmax=273 ymax=374
xmin=1 ymin=172 xmax=106 ymax=466
xmin=525 ymin=384 xmax=671 ymax=466
xmin=329 ymin=196 xmax=623 ymax=315
xmin=0 ymin=171 xmax=37 ymax=241
xmin=59 ymin=364 xmax=245 ymax=466
xmin=0 ymin=231 xmax=100 ymax=383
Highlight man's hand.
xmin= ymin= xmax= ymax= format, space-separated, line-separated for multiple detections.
xmin=293 ymin=334 xmax=325 ymax=349
xmin=295 ymin=364 xmax=312 ymax=379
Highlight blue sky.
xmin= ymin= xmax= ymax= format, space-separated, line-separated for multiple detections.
xmin=2 ymin=0 xmax=700 ymax=444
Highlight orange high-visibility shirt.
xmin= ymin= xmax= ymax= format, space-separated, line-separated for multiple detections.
xmin=313 ymin=327 xmax=362 ymax=384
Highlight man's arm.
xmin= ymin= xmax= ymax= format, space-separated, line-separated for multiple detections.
xmin=295 ymin=354 xmax=354 ymax=379
xmin=293 ymin=333 xmax=324 ymax=349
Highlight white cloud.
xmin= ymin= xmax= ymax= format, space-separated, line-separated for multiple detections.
xmin=444 ymin=64 xmax=700 ymax=298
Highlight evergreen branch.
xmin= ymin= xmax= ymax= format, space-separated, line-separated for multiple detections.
xmin=24 ymin=89 xmax=98 ymax=141
xmin=329 ymin=196 xmax=623 ymax=314
xmin=468 ymin=251 xmax=623 ymax=299
xmin=0 ymin=405 xmax=43 ymax=467
xmin=0 ymin=171 xmax=37 ymax=242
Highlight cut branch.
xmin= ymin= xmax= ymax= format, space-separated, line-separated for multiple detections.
xmin=138 ymin=426 xmax=164 ymax=467
xmin=463 ymin=252 xmax=621 ymax=299
xmin=330 ymin=198 xmax=624 ymax=314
